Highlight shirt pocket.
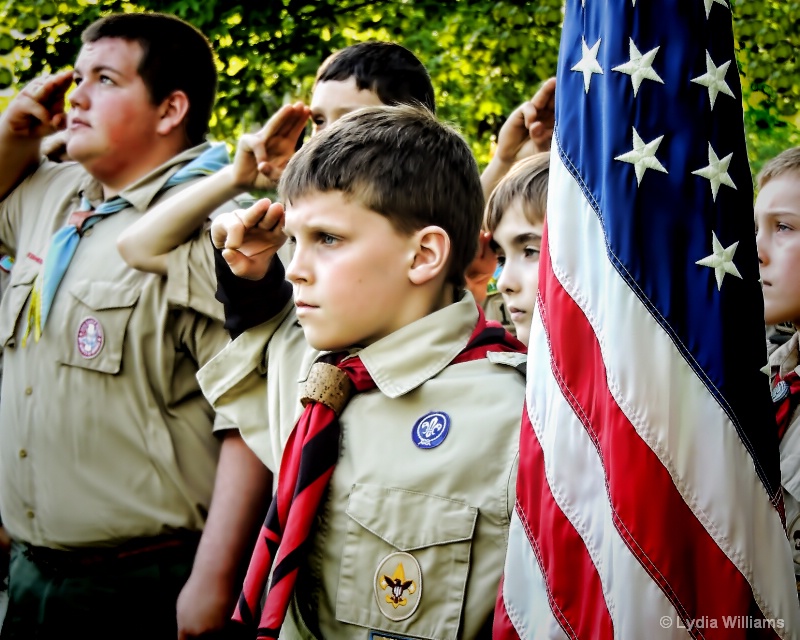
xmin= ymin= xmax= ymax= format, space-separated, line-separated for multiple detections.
xmin=57 ymin=280 xmax=140 ymax=374
xmin=0 ymin=261 xmax=39 ymax=348
xmin=336 ymin=483 xmax=477 ymax=640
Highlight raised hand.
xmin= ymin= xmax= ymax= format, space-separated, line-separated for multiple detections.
xmin=211 ymin=198 xmax=287 ymax=279
xmin=232 ymin=102 xmax=311 ymax=191
xmin=494 ymin=77 xmax=556 ymax=165
xmin=2 ymin=69 xmax=74 ymax=139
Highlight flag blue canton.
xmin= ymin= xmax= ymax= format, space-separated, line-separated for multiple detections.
xmin=556 ymin=0 xmax=779 ymax=499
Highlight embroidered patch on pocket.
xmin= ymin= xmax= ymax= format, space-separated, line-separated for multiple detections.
xmin=374 ymin=551 xmax=422 ymax=621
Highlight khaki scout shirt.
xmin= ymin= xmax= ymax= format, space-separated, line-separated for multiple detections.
xmin=770 ymin=331 xmax=800 ymax=589
xmin=0 ymin=145 xmax=232 ymax=548
xmin=199 ymin=293 xmax=527 ymax=639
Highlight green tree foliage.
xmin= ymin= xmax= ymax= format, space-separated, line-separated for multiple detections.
xmin=0 ymin=0 xmax=796 ymax=173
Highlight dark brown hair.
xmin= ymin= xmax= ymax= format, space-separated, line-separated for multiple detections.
xmin=280 ymin=104 xmax=482 ymax=286
xmin=315 ymin=41 xmax=435 ymax=114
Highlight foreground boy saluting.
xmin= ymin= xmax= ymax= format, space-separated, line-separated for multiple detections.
xmin=199 ymin=105 xmax=527 ymax=639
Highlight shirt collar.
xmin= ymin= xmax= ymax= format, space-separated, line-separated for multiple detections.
xmin=350 ymin=292 xmax=479 ymax=399
xmin=772 ymin=331 xmax=800 ymax=378
xmin=78 ymin=143 xmax=211 ymax=211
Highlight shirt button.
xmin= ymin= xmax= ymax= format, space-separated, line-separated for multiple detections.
xmin=24 ymin=387 xmax=32 ymax=395
xmin=26 ymin=510 xmax=34 ymax=519
xmin=19 ymin=449 xmax=27 ymax=458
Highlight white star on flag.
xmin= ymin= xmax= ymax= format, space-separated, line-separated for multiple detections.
xmin=571 ymin=38 xmax=603 ymax=94
xmin=614 ymin=127 xmax=668 ymax=184
xmin=612 ymin=39 xmax=664 ymax=96
xmin=691 ymin=50 xmax=734 ymax=109
xmin=695 ymin=231 xmax=742 ymax=290
xmin=692 ymin=143 xmax=737 ymax=201
xmin=704 ymin=0 xmax=728 ymax=18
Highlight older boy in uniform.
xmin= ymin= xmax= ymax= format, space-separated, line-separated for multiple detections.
xmin=0 ymin=13 xmax=269 ymax=639
xmin=199 ymin=105 xmax=527 ymax=639
xmin=756 ymin=146 xmax=800 ymax=599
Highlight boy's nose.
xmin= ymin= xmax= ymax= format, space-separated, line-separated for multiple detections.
xmin=497 ymin=265 xmax=518 ymax=294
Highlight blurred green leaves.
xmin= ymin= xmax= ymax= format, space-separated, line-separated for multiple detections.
xmin=0 ymin=0 xmax=796 ymax=173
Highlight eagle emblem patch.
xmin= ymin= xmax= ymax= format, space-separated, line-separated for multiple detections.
xmin=374 ymin=552 xmax=422 ymax=621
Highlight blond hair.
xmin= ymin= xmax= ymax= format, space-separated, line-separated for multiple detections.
xmin=484 ymin=152 xmax=549 ymax=233
xmin=757 ymin=146 xmax=800 ymax=188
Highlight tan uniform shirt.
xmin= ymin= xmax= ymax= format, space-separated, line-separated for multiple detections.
xmin=199 ymin=293 xmax=526 ymax=639
xmin=482 ymin=291 xmax=515 ymax=336
xmin=770 ymin=331 xmax=800 ymax=592
xmin=0 ymin=145 xmax=232 ymax=548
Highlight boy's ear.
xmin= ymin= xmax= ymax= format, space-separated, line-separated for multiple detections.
xmin=156 ymin=90 xmax=190 ymax=136
xmin=408 ymin=225 xmax=451 ymax=285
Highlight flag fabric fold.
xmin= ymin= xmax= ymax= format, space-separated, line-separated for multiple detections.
xmin=496 ymin=1 xmax=800 ymax=638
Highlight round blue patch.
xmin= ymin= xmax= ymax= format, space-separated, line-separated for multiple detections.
xmin=411 ymin=411 xmax=450 ymax=449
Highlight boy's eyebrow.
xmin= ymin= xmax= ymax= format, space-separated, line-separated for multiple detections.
xmin=511 ymin=231 xmax=543 ymax=246
xmin=74 ymin=63 xmax=123 ymax=77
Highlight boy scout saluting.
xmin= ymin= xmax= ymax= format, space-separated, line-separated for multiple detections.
xmin=199 ymin=105 xmax=528 ymax=639
xmin=0 ymin=13 xmax=270 ymax=639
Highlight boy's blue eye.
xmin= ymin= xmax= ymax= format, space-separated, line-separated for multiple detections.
xmin=321 ymin=234 xmax=336 ymax=245
xmin=524 ymin=247 xmax=541 ymax=259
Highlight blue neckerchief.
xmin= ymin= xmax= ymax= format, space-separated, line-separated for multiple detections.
xmin=24 ymin=143 xmax=229 ymax=344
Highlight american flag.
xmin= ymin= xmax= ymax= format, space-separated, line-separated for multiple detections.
xmin=494 ymin=1 xmax=800 ymax=638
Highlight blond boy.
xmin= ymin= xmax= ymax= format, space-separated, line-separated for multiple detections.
xmin=483 ymin=152 xmax=549 ymax=345
xmin=755 ymin=146 xmax=800 ymax=597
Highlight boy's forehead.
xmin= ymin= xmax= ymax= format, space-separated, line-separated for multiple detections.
xmin=310 ymin=77 xmax=384 ymax=112
xmin=75 ymin=37 xmax=143 ymax=73
xmin=755 ymin=172 xmax=800 ymax=214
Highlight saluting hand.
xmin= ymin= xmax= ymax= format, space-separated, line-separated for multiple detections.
xmin=232 ymin=102 xmax=311 ymax=191
xmin=2 ymin=69 xmax=74 ymax=140
xmin=211 ymin=198 xmax=287 ymax=280
xmin=494 ymin=76 xmax=556 ymax=164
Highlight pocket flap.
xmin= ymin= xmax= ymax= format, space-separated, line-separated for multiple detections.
xmin=70 ymin=280 xmax=140 ymax=310
xmin=346 ymin=483 xmax=476 ymax=551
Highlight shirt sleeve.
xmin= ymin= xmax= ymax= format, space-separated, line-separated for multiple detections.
xmin=213 ymin=244 xmax=293 ymax=339
xmin=165 ymin=225 xmax=225 ymax=322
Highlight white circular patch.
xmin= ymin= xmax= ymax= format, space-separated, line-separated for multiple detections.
xmin=77 ymin=316 xmax=104 ymax=359
xmin=373 ymin=551 xmax=422 ymax=622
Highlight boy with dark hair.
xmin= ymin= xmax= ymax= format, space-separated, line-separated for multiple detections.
xmin=199 ymin=104 xmax=527 ymax=639
xmin=756 ymin=146 xmax=800 ymax=598
xmin=117 ymin=40 xmax=436 ymax=273
xmin=312 ymin=40 xmax=436 ymax=125
xmin=0 ymin=12 xmax=267 ymax=639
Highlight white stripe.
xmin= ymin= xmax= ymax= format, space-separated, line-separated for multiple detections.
xmin=503 ymin=509 xmax=570 ymax=640
xmin=527 ymin=307 xmax=689 ymax=640
xmin=541 ymin=149 xmax=799 ymax=634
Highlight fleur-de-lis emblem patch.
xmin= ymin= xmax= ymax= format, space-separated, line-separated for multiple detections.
xmin=374 ymin=552 xmax=422 ymax=621
xmin=411 ymin=411 xmax=450 ymax=449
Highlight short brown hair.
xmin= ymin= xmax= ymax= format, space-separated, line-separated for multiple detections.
xmin=484 ymin=152 xmax=550 ymax=234
xmin=757 ymin=146 xmax=800 ymax=188
xmin=82 ymin=12 xmax=217 ymax=147
xmin=315 ymin=41 xmax=435 ymax=114
xmin=280 ymin=104 xmax=482 ymax=287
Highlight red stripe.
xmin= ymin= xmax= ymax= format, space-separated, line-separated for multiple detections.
xmin=517 ymin=405 xmax=614 ymax=640
xmin=538 ymin=237 xmax=779 ymax=639
xmin=493 ymin=575 xmax=522 ymax=640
